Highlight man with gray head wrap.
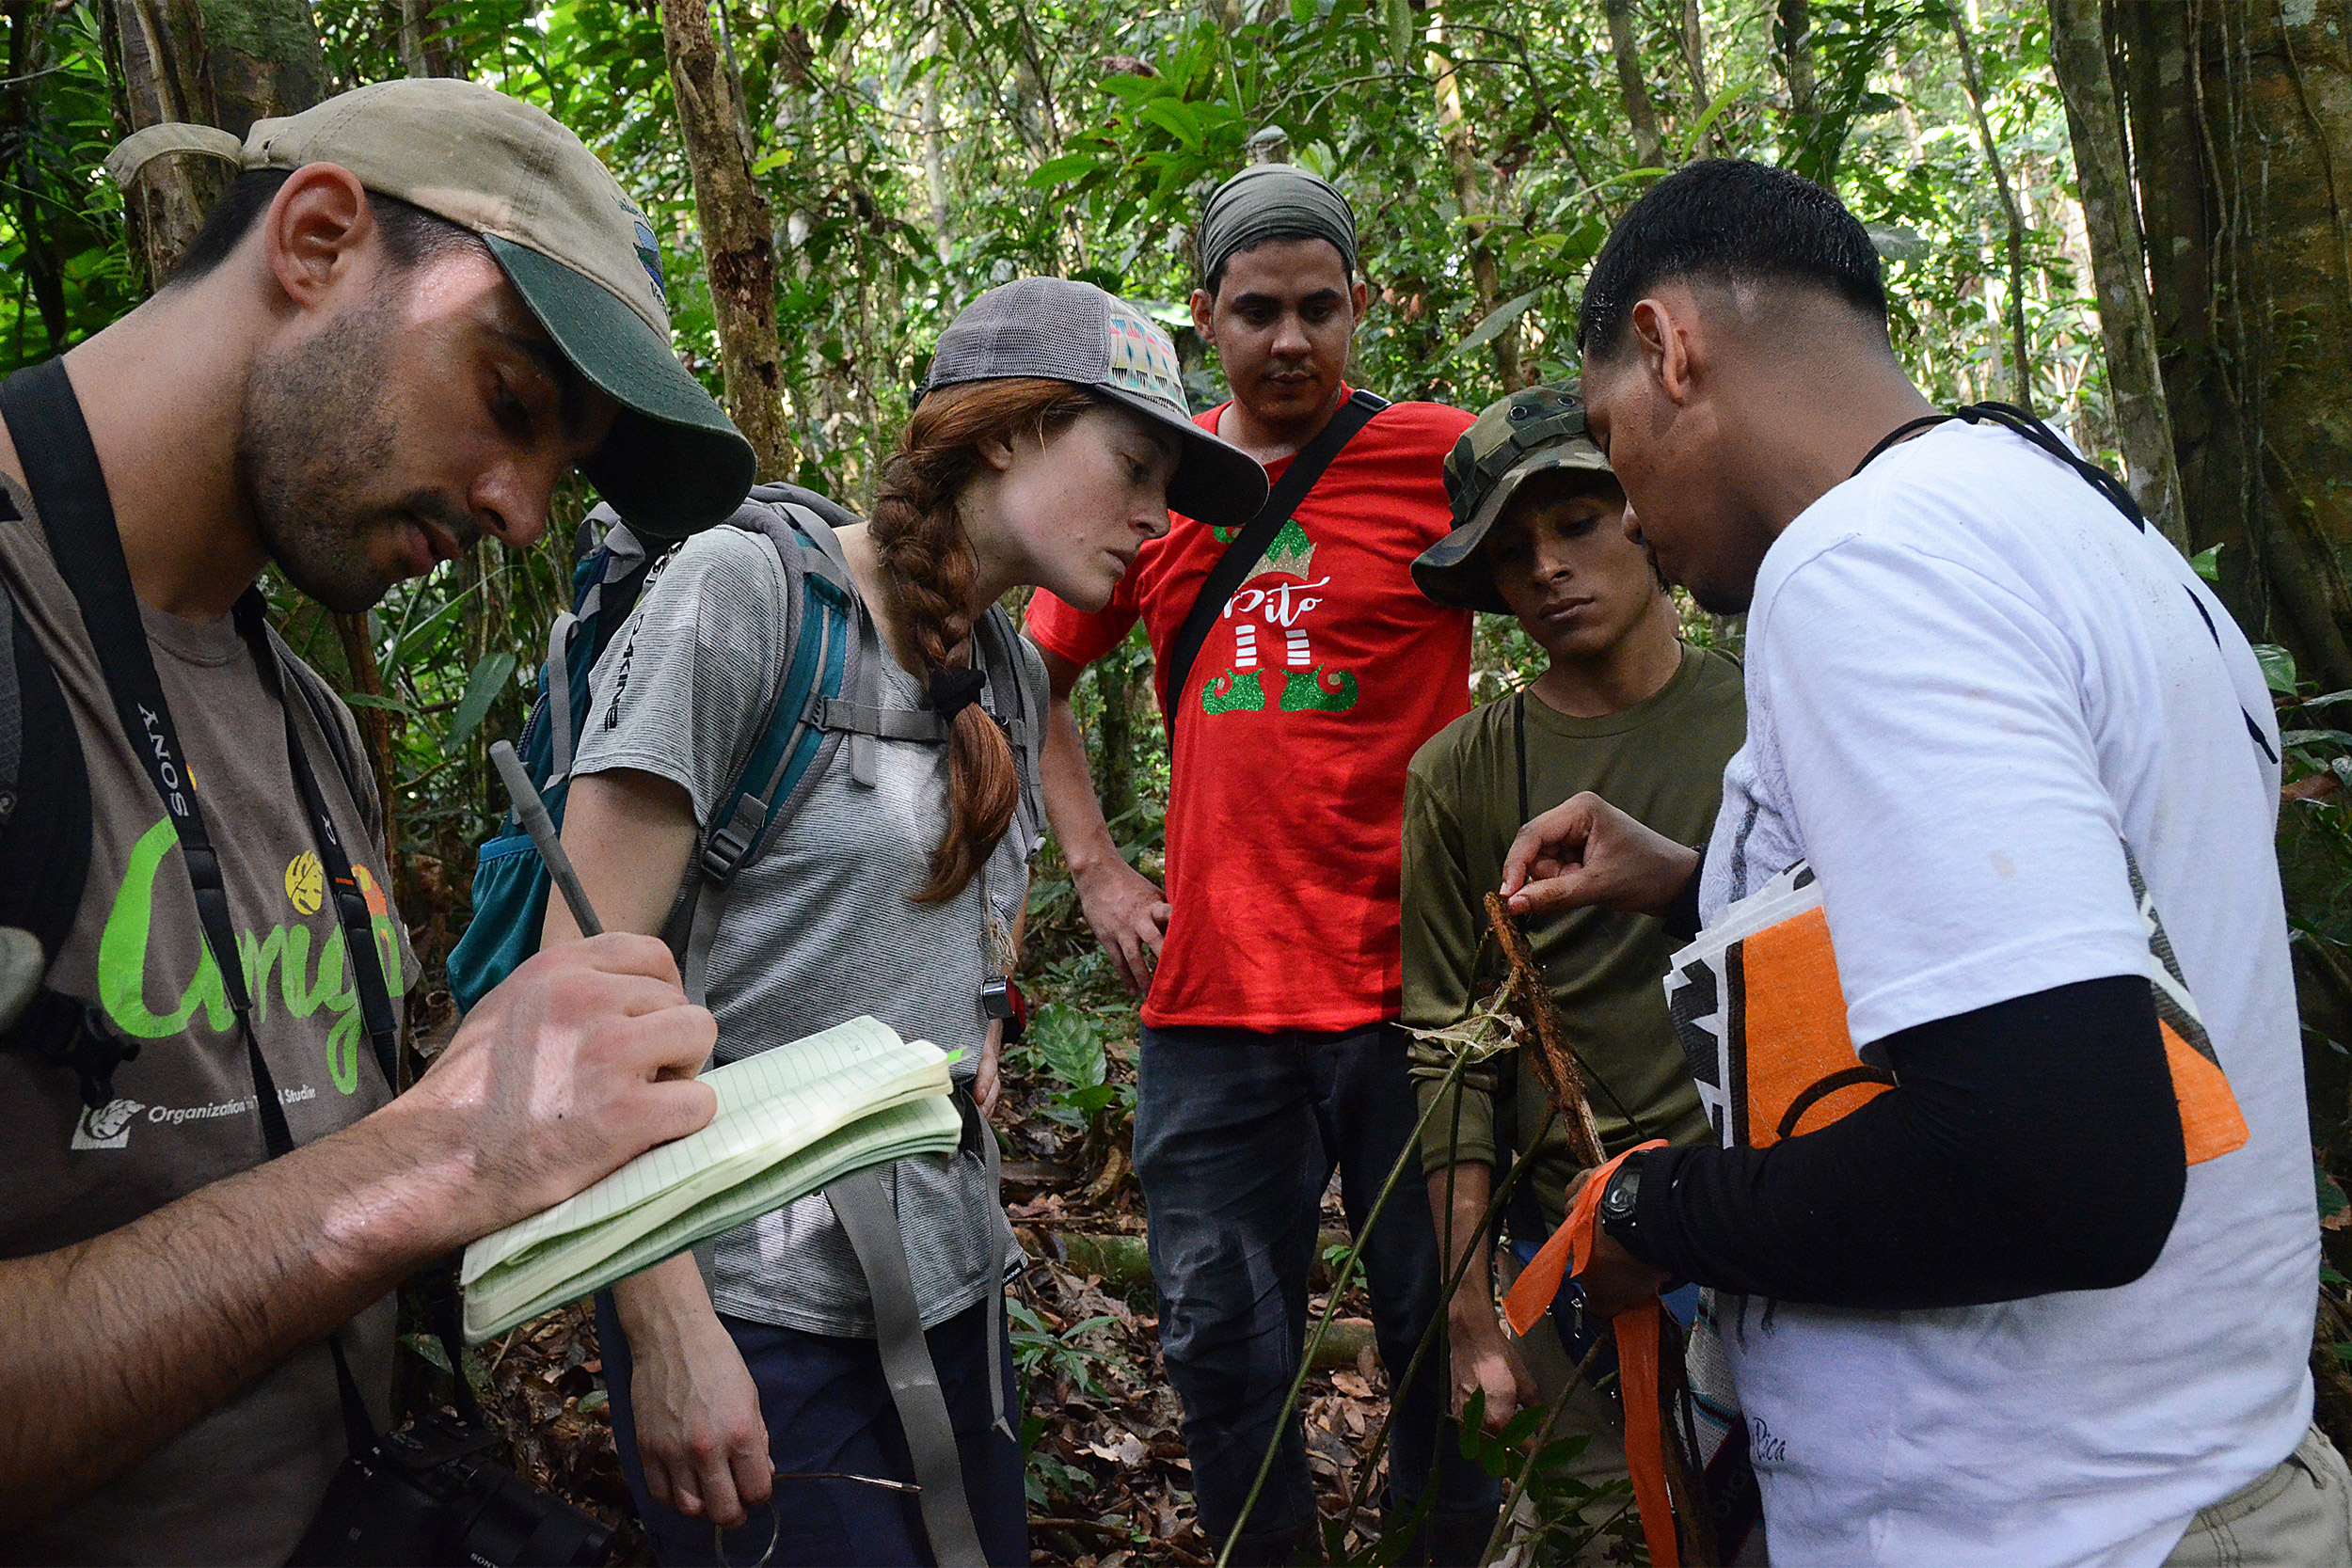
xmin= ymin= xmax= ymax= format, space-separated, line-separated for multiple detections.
xmin=1027 ymin=160 xmax=1499 ymax=1564
xmin=1196 ymin=162 xmax=1360 ymax=296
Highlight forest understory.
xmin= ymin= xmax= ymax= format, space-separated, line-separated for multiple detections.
xmin=405 ymin=841 xmax=1508 ymax=1568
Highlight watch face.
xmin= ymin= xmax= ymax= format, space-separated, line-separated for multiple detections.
xmin=1603 ymin=1170 xmax=1637 ymax=1218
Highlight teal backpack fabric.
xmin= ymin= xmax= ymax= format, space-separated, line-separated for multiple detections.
xmin=446 ymin=484 xmax=859 ymax=1013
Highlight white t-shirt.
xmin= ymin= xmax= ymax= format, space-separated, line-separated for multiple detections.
xmin=1698 ymin=420 xmax=2316 ymax=1566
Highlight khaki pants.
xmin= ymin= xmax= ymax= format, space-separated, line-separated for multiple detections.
xmin=1486 ymin=1303 xmax=1633 ymax=1568
xmin=2164 ymin=1423 xmax=2352 ymax=1567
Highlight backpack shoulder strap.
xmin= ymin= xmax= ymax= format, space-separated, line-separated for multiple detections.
xmin=822 ymin=1169 xmax=992 ymax=1568
xmin=268 ymin=629 xmax=376 ymax=839
xmin=1160 ymin=388 xmax=1387 ymax=742
xmin=665 ymin=502 xmax=861 ymax=1006
xmin=0 ymin=577 xmax=89 ymax=997
xmin=974 ymin=607 xmax=1044 ymax=848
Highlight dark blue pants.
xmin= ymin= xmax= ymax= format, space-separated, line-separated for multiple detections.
xmin=595 ymin=1292 xmax=1027 ymax=1567
xmin=1134 ymin=1022 xmax=1501 ymax=1545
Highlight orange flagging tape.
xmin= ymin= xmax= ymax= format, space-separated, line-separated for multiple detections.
xmin=1501 ymin=1139 xmax=1677 ymax=1568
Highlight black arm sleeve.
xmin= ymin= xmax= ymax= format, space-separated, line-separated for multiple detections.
xmin=1626 ymin=974 xmax=2186 ymax=1309
xmin=1662 ymin=849 xmax=1706 ymax=947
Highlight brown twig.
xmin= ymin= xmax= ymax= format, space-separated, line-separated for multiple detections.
xmin=1654 ymin=1311 xmax=1719 ymax=1566
xmin=1485 ymin=893 xmax=1606 ymax=1168
xmin=1485 ymin=894 xmax=1714 ymax=1561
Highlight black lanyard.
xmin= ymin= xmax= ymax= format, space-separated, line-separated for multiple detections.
xmin=0 ymin=358 xmax=399 ymax=1157
xmin=1852 ymin=400 xmax=2277 ymax=767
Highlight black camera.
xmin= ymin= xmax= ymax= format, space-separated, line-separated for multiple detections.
xmin=290 ymin=1409 xmax=613 ymax=1567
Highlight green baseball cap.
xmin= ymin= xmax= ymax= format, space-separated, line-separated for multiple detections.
xmin=106 ymin=79 xmax=755 ymax=542
xmin=1413 ymin=384 xmax=1615 ymax=613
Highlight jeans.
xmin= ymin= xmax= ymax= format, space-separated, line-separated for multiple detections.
xmin=1134 ymin=1021 xmax=1501 ymax=1545
xmin=595 ymin=1292 xmax=1027 ymax=1567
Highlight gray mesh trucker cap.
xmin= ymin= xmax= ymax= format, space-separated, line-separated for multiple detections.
xmin=918 ymin=277 xmax=1268 ymax=527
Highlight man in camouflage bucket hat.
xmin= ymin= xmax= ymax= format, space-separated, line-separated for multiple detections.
xmin=1400 ymin=386 xmax=1744 ymax=1561
xmin=0 ymin=78 xmax=729 ymax=1560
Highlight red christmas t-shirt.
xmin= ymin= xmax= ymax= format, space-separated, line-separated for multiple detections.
xmin=1026 ymin=392 xmax=1474 ymax=1032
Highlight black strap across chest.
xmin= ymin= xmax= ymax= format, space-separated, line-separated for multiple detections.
xmin=0 ymin=357 xmax=399 ymax=1149
xmin=1158 ymin=388 xmax=1389 ymax=743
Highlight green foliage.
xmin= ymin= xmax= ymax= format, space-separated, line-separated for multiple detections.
xmin=5 ymin=0 xmax=2128 ymax=994
xmin=1453 ymin=1391 xmax=1639 ymax=1561
xmin=1024 ymin=1002 xmax=1134 ymax=1132
xmin=1009 ymin=1298 xmax=1122 ymax=1402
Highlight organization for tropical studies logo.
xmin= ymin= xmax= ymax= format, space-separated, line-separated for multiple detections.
xmin=71 ymin=1082 xmax=318 ymax=1151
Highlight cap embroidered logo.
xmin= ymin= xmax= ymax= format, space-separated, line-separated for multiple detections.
xmin=631 ymin=216 xmax=664 ymax=300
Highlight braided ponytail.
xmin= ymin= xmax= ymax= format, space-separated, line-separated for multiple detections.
xmin=870 ymin=376 xmax=1101 ymax=902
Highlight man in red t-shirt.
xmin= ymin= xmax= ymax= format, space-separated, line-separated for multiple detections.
xmin=1027 ymin=164 xmax=1493 ymax=1565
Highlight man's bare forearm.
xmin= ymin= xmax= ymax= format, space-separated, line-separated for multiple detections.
xmin=1428 ymin=1162 xmax=1498 ymax=1326
xmin=0 ymin=1096 xmax=483 ymax=1529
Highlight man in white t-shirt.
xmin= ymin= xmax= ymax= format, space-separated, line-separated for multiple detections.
xmin=1499 ymin=158 xmax=2346 ymax=1566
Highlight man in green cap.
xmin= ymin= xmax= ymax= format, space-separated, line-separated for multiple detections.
xmin=0 ymin=78 xmax=746 ymax=1560
xmin=1400 ymin=386 xmax=1742 ymax=1553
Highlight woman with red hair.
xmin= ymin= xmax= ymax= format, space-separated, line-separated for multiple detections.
xmin=540 ymin=278 xmax=1263 ymax=1566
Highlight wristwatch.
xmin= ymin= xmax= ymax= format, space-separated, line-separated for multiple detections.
xmin=1597 ymin=1156 xmax=1645 ymax=1256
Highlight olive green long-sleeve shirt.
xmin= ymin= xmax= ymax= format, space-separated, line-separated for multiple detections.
xmin=1402 ymin=642 xmax=1745 ymax=1235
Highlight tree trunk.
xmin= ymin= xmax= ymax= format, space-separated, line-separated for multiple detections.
xmin=1092 ymin=659 xmax=1135 ymax=836
xmin=1777 ymin=0 xmax=1822 ymax=182
xmin=332 ymin=613 xmax=398 ymax=874
xmin=2118 ymin=0 xmax=2352 ymax=690
xmin=2047 ymin=0 xmax=2186 ymax=548
xmin=660 ymin=0 xmax=789 ymax=480
xmin=106 ymin=0 xmax=326 ymax=287
xmin=396 ymin=0 xmax=429 ymax=77
xmin=918 ymin=33 xmax=954 ymax=274
xmin=1602 ymin=0 xmax=1662 ymax=170
xmin=1428 ymin=10 xmax=1518 ymax=385
xmin=1680 ymin=0 xmax=1711 ymax=127
xmin=1952 ymin=11 xmax=2033 ymax=415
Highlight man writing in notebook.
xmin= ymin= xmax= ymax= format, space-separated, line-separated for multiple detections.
xmin=0 ymin=80 xmax=745 ymax=1560
xmin=1502 ymin=158 xmax=2344 ymax=1564
xmin=1028 ymin=164 xmax=1496 ymax=1564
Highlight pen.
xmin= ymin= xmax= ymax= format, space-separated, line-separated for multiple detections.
xmin=488 ymin=739 xmax=604 ymax=938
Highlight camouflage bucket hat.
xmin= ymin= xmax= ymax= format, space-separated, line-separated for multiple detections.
xmin=1413 ymin=384 xmax=1614 ymax=613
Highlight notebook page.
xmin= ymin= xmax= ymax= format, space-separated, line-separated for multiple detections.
xmin=464 ymin=1094 xmax=965 ymax=1340
xmin=463 ymin=1017 xmax=946 ymax=1279
xmin=476 ymin=1065 xmax=953 ymax=1285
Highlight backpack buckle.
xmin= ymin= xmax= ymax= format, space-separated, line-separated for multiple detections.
xmin=700 ymin=825 xmax=754 ymax=882
xmin=63 ymin=1005 xmax=137 ymax=1109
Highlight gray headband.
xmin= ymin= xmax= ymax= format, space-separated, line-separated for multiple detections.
xmin=1198 ymin=164 xmax=1359 ymax=288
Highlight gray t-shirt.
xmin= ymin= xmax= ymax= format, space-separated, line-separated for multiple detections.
xmin=573 ymin=524 xmax=1036 ymax=1337
xmin=0 ymin=480 xmax=412 ymax=1565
